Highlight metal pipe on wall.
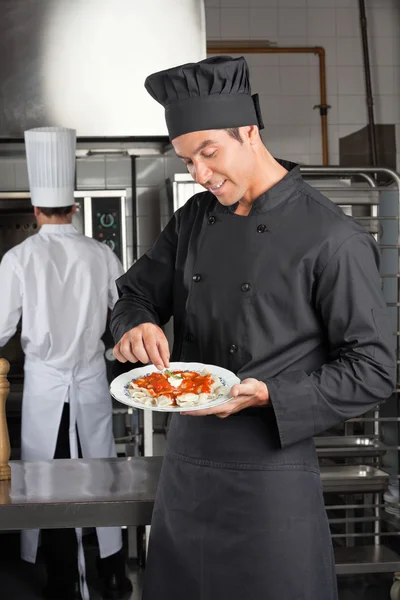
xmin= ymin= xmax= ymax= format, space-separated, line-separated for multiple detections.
xmin=358 ymin=0 xmax=378 ymax=167
xmin=207 ymin=42 xmax=330 ymax=165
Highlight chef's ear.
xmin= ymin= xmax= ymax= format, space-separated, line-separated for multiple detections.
xmin=71 ymin=204 xmax=78 ymax=215
xmin=247 ymin=125 xmax=260 ymax=145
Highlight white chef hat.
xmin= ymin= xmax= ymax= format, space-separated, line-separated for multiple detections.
xmin=24 ymin=126 xmax=76 ymax=207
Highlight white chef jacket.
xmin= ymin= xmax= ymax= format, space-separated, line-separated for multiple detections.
xmin=0 ymin=224 xmax=125 ymax=571
xmin=0 ymin=223 xmax=124 ymax=368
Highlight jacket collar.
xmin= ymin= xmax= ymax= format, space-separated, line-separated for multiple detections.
xmin=213 ymin=158 xmax=302 ymax=216
xmin=39 ymin=224 xmax=78 ymax=235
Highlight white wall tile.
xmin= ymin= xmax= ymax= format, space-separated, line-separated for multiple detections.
xmin=309 ymin=66 xmax=320 ymax=96
xmin=369 ymin=37 xmax=395 ymax=67
xmin=250 ymin=0 xmax=278 ymax=6
xmin=310 ymin=125 xmax=323 ymax=153
xmin=307 ymin=8 xmax=336 ymax=37
xmin=249 ymin=8 xmax=278 ymax=40
xmin=336 ymin=36 xmax=363 ymax=66
xmin=205 ymin=7 xmax=221 ymax=39
xmin=221 ymin=8 xmax=250 ymax=38
xmin=286 ymin=153 xmax=311 ymax=164
xmin=393 ymin=69 xmax=400 ymax=96
xmin=279 ymin=96 xmax=319 ymax=125
xmin=328 ymin=124 xmax=339 ymax=156
xmin=336 ymin=0 xmax=360 ymax=5
xmin=262 ymin=125 xmax=282 ymax=153
xmin=365 ymin=0 xmax=399 ymax=6
xmin=280 ymin=125 xmax=311 ymax=153
xmin=337 ymin=66 xmax=365 ymax=95
xmin=371 ymin=66 xmax=395 ymax=96
xmin=259 ymin=96 xmax=281 ymax=125
xmin=279 ymin=0 xmax=307 ymax=6
xmin=202 ymin=1 xmax=400 ymax=171
xmin=309 ymin=153 xmax=323 ymax=165
xmin=307 ymin=0 xmax=336 ymax=6
xmin=374 ymin=96 xmax=400 ymax=124
xmin=368 ymin=8 xmax=396 ymax=38
xmin=307 ymin=37 xmax=337 ymax=66
xmin=250 ymin=65 xmax=280 ymax=95
xmin=220 ymin=0 xmax=249 ymax=7
xmin=247 ymin=53 xmax=279 ymax=67
xmin=393 ymin=35 xmax=400 ymax=66
xmin=336 ymin=8 xmax=359 ymax=37
xmin=278 ymin=8 xmax=308 ymax=37
xmin=338 ymin=95 xmax=368 ymax=124
xmin=0 ymin=159 xmax=16 ymax=190
xmin=277 ymin=39 xmax=309 ymax=66
xmin=280 ymin=66 xmax=310 ymax=95
xmin=327 ymin=96 xmax=339 ymax=125
xmin=326 ymin=65 xmax=338 ymax=95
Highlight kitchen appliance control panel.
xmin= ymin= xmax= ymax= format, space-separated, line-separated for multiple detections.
xmin=91 ymin=197 xmax=122 ymax=261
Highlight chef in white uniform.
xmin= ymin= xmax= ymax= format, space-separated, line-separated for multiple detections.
xmin=0 ymin=127 xmax=132 ymax=600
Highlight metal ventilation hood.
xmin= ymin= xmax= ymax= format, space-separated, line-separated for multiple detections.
xmin=0 ymin=0 xmax=206 ymax=139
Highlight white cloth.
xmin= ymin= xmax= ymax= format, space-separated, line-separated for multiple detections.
xmin=24 ymin=127 xmax=76 ymax=207
xmin=0 ymin=225 xmax=125 ymax=577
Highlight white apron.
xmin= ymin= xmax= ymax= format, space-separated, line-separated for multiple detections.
xmin=20 ymin=356 xmax=123 ymax=599
xmin=0 ymin=223 xmax=125 ymax=599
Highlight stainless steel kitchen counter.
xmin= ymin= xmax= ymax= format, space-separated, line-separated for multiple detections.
xmin=0 ymin=457 xmax=162 ymax=530
xmin=0 ymin=459 xmax=389 ymax=531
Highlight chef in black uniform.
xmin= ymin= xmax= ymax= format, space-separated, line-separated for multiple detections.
xmin=110 ymin=56 xmax=395 ymax=600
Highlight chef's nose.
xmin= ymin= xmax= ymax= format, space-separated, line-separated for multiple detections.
xmin=194 ymin=161 xmax=213 ymax=186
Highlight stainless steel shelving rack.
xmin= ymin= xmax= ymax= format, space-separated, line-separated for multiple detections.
xmin=303 ymin=166 xmax=400 ymax=595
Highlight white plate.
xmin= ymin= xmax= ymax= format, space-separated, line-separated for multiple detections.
xmin=110 ymin=362 xmax=240 ymax=412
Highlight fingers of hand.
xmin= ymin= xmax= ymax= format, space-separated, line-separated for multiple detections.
xmin=157 ymin=335 xmax=170 ymax=369
xmin=123 ymin=329 xmax=148 ymax=364
xmin=182 ymin=398 xmax=242 ymax=418
xmin=113 ymin=343 xmax=127 ymax=363
xmin=141 ymin=326 xmax=170 ymax=370
xmin=113 ymin=323 xmax=170 ymax=368
xmin=230 ymin=378 xmax=259 ymax=398
xmin=114 ymin=335 xmax=140 ymax=363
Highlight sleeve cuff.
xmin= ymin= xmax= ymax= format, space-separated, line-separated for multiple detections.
xmin=265 ymin=371 xmax=316 ymax=448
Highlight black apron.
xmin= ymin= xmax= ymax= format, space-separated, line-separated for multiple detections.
xmin=142 ymin=210 xmax=338 ymax=600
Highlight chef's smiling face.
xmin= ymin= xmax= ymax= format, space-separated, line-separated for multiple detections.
xmin=172 ymin=127 xmax=258 ymax=207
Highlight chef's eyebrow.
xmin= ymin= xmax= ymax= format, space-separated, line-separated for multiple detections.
xmin=175 ymin=139 xmax=217 ymax=160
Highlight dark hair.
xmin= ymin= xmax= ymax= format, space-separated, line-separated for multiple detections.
xmin=225 ymin=128 xmax=243 ymax=144
xmin=37 ymin=206 xmax=73 ymax=217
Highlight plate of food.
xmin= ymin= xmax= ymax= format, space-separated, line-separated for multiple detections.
xmin=110 ymin=362 xmax=240 ymax=412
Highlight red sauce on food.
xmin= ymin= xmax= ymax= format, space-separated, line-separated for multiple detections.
xmin=134 ymin=371 xmax=213 ymax=406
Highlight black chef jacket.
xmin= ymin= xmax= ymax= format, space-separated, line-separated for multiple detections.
xmin=111 ymin=159 xmax=395 ymax=448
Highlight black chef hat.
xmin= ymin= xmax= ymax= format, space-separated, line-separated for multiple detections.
xmin=144 ymin=55 xmax=264 ymax=140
